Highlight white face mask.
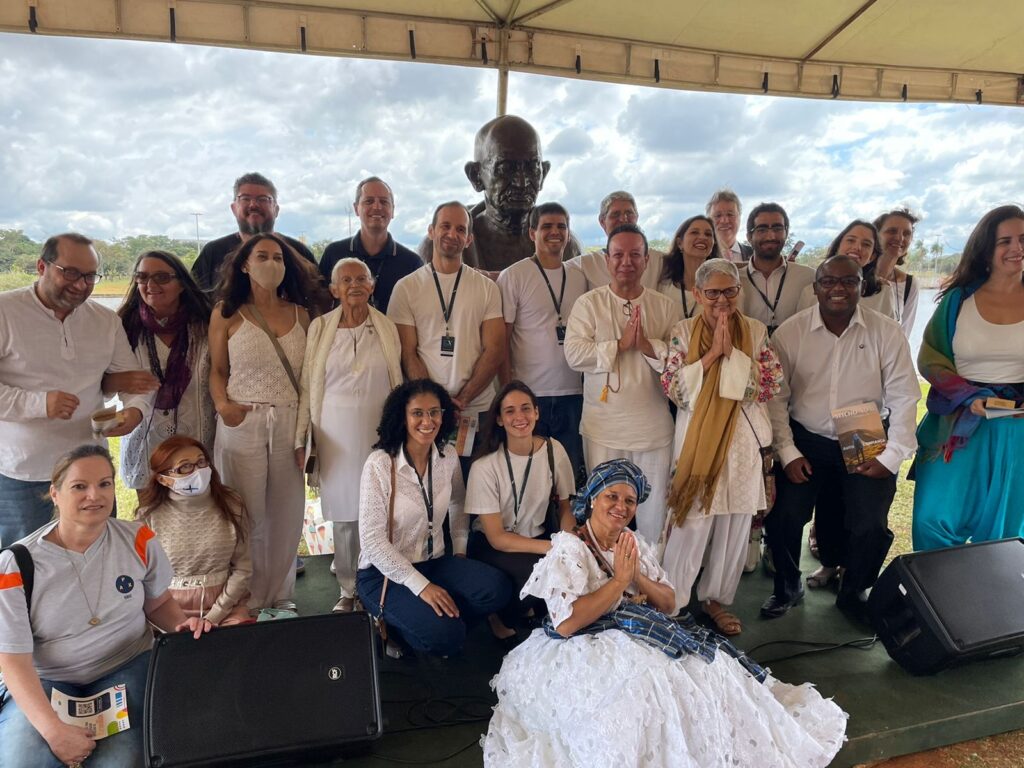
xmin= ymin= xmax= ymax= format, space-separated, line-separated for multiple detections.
xmin=165 ymin=466 xmax=212 ymax=497
xmin=246 ymin=260 xmax=285 ymax=291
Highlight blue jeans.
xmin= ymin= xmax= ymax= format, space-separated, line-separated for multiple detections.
xmin=535 ymin=394 xmax=585 ymax=486
xmin=0 ymin=473 xmax=54 ymax=547
xmin=357 ymin=556 xmax=512 ymax=656
xmin=0 ymin=651 xmax=150 ymax=767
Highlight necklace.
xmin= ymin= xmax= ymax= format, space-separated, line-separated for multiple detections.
xmin=54 ymin=524 xmax=107 ymax=627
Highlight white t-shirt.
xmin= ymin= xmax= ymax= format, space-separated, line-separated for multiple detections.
xmin=388 ymin=264 xmax=503 ymax=414
xmin=498 ymin=258 xmax=587 ymax=397
xmin=465 ymin=439 xmax=576 ymax=539
xmin=0 ymin=519 xmax=173 ymax=684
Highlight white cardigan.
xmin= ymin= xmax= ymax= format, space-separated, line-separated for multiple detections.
xmin=294 ymin=304 xmax=403 ymax=451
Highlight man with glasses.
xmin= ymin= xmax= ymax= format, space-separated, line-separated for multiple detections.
xmin=191 ymin=172 xmax=316 ymax=293
xmin=570 ymin=191 xmax=666 ymax=291
xmin=738 ymin=202 xmax=815 ymax=336
xmin=318 ymin=176 xmax=421 ymax=313
xmin=564 ymin=224 xmax=682 ymax=542
xmin=0 ymin=233 xmax=157 ymax=545
xmin=706 ymin=188 xmax=752 ymax=262
xmin=761 ymin=255 xmax=919 ymax=623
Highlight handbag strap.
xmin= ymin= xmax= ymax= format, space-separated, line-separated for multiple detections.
xmin=246 ymin=304 xmax=301 ymax=395
xmin=546 ymin=437 xmax=555 ymax=495
xmin=2 ymin=544 xmax=33 ymax=615
xmin=739 ymin=407 xmax=764 ymax=450
xmin=378 ymin=457 xmax=397 ymax=612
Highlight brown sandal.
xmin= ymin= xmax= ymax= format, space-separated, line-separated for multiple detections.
xmin=703 ymin=600 xmax=742 ymax=636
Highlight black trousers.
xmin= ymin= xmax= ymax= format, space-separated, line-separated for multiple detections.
xmin=765 ymin=420 xmax=895 ymax=602
xmin=467 ymin=530 xmax=545 ymax=626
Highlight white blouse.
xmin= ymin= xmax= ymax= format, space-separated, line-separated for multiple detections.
xmin=522 ymin=531 xmax=672 ymax=628
xmin=357 ymin=446 xmax=467 ymax=596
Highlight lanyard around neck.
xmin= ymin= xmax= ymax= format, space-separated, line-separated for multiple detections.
xmin=532 ymin=256 xmax=567 ymax=323
xmin=404 ymin=446 xmax=435 ymax=557
xmin=679 ymin=282 xmax=695 ymax=319
xmin=745 ymin=261 xmax=787 ymax=321
xmin=430 ymin=265 xmax=463 ymax=334
xmin=502 ymin=441 xmax=536 ymax=532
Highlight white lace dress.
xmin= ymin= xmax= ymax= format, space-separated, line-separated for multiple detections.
xmin=483 ymin=533 xmax=848 ymax=768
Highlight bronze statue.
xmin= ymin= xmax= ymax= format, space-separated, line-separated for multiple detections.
xmin=421 ymin=115 xmax=578 ymax=273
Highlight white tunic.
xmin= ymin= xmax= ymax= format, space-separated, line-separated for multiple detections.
xmin=318 ymin=321 xmax=391 ymax=522
xmin=661 ymin=316 xmax=773 ymax=518
xmin=564 ymin=286 xmax=682 ymax=452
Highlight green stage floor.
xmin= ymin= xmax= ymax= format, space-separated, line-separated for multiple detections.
xmin=292 ymin=545 xmax=1024 ymax=768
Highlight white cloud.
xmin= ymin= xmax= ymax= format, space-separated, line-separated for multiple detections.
xmin=1 ymin=31 xmax=1022 ymax=255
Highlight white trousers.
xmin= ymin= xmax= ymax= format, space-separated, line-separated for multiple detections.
xmin=662 ymin=512 xmax=751 ymax=614
xmin=583 ymin=440 xmax=672 ymax=545
xmin=213 ymin=402 xmax=304 ymax=610
xmin=332 ymin=520 xmax=360 ymax=599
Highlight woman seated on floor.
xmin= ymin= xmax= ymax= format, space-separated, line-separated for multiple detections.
xmin=135 ymin=435 xmax=253 ymax=626
xmin=660 ymin=258 xmax=782 ymax=636
xmin=483 ymin=459 xmax=847 ymax=768
xmin=356 ymin=379 xmax=512 ymax=657
xmin=0 ymin=445 xmax=210 ymax=768
xmin=465 ymin=381 xmax=576 ymax=643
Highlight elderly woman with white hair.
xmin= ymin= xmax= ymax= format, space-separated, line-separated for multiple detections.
xmin=660 ymin=258 xmax=783 ymax=636
xmin=295 ymin=257 xmax=403 ymax=612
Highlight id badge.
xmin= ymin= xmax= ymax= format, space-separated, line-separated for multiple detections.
xmin=555 ymin=325 xmax=566 ymax=345
xmin=440 ymin=335 xmax=456 ymax=357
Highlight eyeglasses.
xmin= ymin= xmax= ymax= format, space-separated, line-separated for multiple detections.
xmin=701 ymin=286 xmax=741 ymax=300
xmin=408 ymin=408 xmax=444 ymax=421
xmin=134 ymin=272 xmax=178 ymax=286
xmin=817 ymin=276 xmax=863 ymax=289
xmin=751 ymin=224 xmax=787 ymax=234
xmin=235 ymin=194 xmax=275 ymax=205
xmin=163 ymin=456 xmax=209 ymax=477
xmin=337 ymin=275 xmax=372 ymax=286
xmin=606 ymin=210 xmax=638 ymax=222
xmin=49 ymin=263 xmax=104 ymax=285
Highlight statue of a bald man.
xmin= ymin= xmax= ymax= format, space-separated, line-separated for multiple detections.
xmin=421 ymin=114 xmax=578 ymax=273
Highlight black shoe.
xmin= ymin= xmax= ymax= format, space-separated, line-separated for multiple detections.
xmin=836 ymin=589 xmax=872 ymax=626
xmin=760 ymin=585 xmax=805 ymax=619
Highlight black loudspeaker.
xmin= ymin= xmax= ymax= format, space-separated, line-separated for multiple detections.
xmin=145 ymin=612 xmax=382 ymax=767
xmin=869 ymin=538 xmax=1024 ymax=675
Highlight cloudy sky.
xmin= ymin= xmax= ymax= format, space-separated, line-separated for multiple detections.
xmin=1 ymin=31 xmax=1022 ymax=252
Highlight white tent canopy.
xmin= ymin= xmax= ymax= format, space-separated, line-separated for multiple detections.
xmin=2 ymin=0 xmax=1022 ymax=108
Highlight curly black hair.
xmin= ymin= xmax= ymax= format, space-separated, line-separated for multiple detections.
xmin=373 ymin=379 xmax=458 ymax=457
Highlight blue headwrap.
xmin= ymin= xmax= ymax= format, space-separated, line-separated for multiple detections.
xmin=572 ymin=459 xmax=651 ymax=523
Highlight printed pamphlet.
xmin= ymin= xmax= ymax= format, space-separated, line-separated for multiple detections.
xmin=50 ymin=684 xmax=130 ymax=739
xmin=831 ymin=402 xmax=886 ymax=473
xmin=455 ymin=414 xmax=478 ymax=458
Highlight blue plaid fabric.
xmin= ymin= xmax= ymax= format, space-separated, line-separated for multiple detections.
xmin=572 ymin=459 xmax=652 ymax=523
xmin=544 ymin=602 xmax=767 ymax=684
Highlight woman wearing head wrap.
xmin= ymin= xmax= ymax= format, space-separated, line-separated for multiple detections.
xmin=482 ymin=460 xmax=847 ymax=768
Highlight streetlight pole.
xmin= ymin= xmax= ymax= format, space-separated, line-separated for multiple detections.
xmin=191 ymin=212 xmax=203 ymax=256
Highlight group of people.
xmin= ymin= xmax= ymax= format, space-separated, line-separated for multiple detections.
xmin=0 ymin=162 xmax=1021 ymax=767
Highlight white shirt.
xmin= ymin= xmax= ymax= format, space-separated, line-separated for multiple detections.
xmin=498 ymin=258 xmax=587 ymax=397
xmin=357 ymin=446 xmax=467 ymax=596
xmin=769 ymin=305 xmax=920 ymax=474
xmin=951 ymin=296 xmax=1024 ymax=383
xmin=389 ymin=265 xmax=503 ymax=414
xmin=569 ymin=248 xmax=666 ymax=292
xmin=465 ymin=439 xmax=576 ymax=538
xmin=564 ymin=286 xmax=682 ymax=451
xmin=727 ymin=240 xmax=747 ymax=263
xmin=0 ymin=287 xmax=147 ymax=481
xmin=739 ymin=260 xmax=816 ymax=332
xmin=655 ymin=279 xmax=703 ymax=320
xmin=891 ymin=276 xmax=920 ymax=337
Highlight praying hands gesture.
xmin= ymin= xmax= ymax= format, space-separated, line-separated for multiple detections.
xmin=701 ymin=311 xmax=733 ymax=371
xmin=618 ymin=306 xmax=656 ymax=358
xmin=612 ymin=530 xmax=639 ymax=588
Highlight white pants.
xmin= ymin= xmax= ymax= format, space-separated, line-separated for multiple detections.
xmin=332 ymin=520 xmax=360 ymax=599
xmin=214 ymin=402 xmax=304 ymax=610
xmin=583 ymin=440 xmax=672 ymax=545
xmin=662 ymin=512 xmax=751 ymax=613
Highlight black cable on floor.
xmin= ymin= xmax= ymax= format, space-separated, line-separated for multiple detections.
xmin=371 ymin=735 xmax=481 ymax=765
xmin=748 ymin=634 xmax=879 ymax=664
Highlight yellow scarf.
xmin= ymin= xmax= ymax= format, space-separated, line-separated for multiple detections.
xmin=667 ymin=313 xmax=752 ymax=525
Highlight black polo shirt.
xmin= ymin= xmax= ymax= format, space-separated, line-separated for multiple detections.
xmin=319 ymin=232 xmax=423 ymax=313
xmin=191 ymin=232 xmax=317 ymax=293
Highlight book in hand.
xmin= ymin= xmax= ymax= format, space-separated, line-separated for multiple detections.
xmin=832 ymin=402 xmax=887 ymax=473
xmin=984 ymin=397 xmax=1024 ymax=420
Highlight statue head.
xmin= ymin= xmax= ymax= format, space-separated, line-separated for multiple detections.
xmin=465 ymin=115 xmax=550 ymax=219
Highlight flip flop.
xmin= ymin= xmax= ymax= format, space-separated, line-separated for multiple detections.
xmin=704 ymin=600 xmax=742 ymax=636
xmin=806 ymin=566 xmax=840 ymax=589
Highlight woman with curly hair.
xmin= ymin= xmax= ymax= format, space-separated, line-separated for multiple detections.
xmin=357 ymin=379 xmax=511 ymax=657
xmin=115 ymin=250 xmax=214 ymax=490
xmin=135 ymin=435 xmax=252 ymax=626
xmin=209 ymin=233 xmax=320 ymax=611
